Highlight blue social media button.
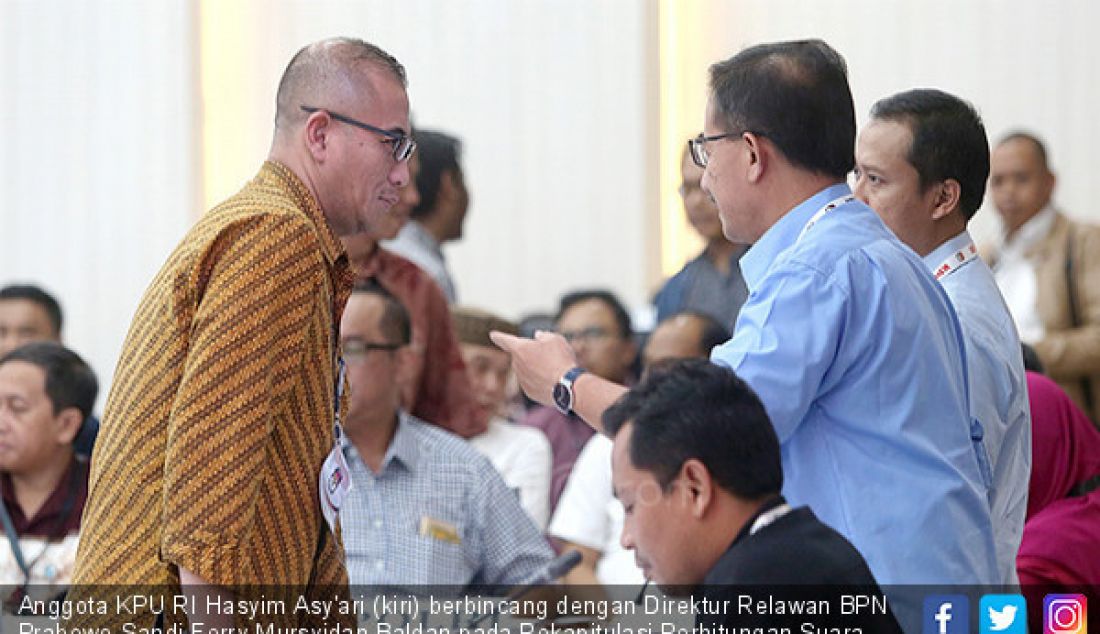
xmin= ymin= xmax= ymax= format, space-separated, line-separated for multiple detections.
xmin=925 ymin=595 xmax=970 ymax=634
xmin=981 ymin=595 xmax=1027 ymax=634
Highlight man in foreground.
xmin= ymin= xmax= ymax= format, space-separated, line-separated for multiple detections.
xmin=338 ymin=283 xmax=552 ymax=588
xmin=607 ymin=359 xmax=899 ymax=633
xmin=68 ymin=37 xmax=414 ymax=630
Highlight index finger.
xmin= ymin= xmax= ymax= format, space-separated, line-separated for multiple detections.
xmin=489 ymin=330 xmax=526 ymax=353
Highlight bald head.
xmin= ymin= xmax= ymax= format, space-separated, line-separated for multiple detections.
xmin=643 ymin=312 xmax=730 ymax=372
xmin=274 ymin=37 xmax=407 ymax=134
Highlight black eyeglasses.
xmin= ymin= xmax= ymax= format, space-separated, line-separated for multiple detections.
xmin=559 ymin=326 xmax=614 ymax=344
xmin=688 ymin=131 xmax=749 ymax=168
xmin=342 ymin=337 xmax=404 ymax=360
xmin=300 ymin=105 xmax=416 ymax=162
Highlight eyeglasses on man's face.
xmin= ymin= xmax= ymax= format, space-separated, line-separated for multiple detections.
xmin=688 ymin=130 xmax=750 ymax=168
xmin=559 ymin=326 xmax=616 ymax=345
xmin=300 ymin=105 xmax=416 ymax=162
xmin=342 ymin=336 xmax=404 ymax=362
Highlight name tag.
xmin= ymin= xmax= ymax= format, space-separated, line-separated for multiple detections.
xmin=419 ymin=516 xmax=461 ymax=545
xmin=319 ymin=423 xmax=353 ymax=533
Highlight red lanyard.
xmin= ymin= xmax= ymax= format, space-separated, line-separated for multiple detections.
xmin=933 ymin=242 xmax=978 ymax=281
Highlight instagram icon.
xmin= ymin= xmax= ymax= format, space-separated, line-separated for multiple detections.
xmin=1045 ymin=595 xmax=1087 ymax=634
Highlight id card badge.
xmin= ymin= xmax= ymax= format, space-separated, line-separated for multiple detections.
xmin=319 ymin=422 xmax=353 ymax=533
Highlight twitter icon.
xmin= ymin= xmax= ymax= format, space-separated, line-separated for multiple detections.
xmin=981 ymin=595 xmax=1027 ymax=634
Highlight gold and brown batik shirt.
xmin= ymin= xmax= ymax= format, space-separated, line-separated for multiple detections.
xmin=68 ymin=161 xmax=354 ymax=629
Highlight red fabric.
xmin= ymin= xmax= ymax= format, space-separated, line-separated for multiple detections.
xmin=353 ymin=246 xmax=482 ymax=437
xmin=520 ymin=405 xmax=596 ymax=515
xmin=1017 ymin=372 xmax=1100 ymax=586
xmin=1025 ymin=372 xmax=1100 ymax=518
xmin=1 ymin=457 xmax=88 ymax=538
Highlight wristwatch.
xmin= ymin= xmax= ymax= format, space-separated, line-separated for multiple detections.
xmin=553 ymin=366 xmax=587 ymax=416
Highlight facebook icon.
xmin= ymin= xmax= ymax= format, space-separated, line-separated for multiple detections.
xmin=925 ymin=595 xmax=970 ymax=634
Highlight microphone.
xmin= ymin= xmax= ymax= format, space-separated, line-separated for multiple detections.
xmin=465 ymin=551 xmax=583 ymax=627
xmin=521 ymin=550 xmax=583 ymax=586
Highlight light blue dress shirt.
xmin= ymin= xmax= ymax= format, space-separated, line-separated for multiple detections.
xmin=923 ymin=230 xmax=1031 ymax=584
xmin=711 ymin=184 xmax=998 ymax=586
xmin=340 ymin=412 xmax=553 ymax=589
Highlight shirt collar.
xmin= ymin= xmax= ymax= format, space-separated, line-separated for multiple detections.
xmin=387 ymin=411 xmax=423 ymax=472
xmin=1001 ymin=204 xmax=1056 ymax=256
xmin=739 ymin=183 xmax=853 ymax=291
xmin=922 ymin=230 xmax=975 ymax=272
xmin=405 ymin=221 xmax=445 ymax=260
xmin=0 ymin=455 xmax=81 ymax=529
xmin=258 ymin=160 xmax=347 ymax=267
xmin=341 ymin=411 xmax=423 ymax=474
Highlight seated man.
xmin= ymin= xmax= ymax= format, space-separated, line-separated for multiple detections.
xmin=607 ymin=359 xmax=899 ymax=632
xmin=521 ymin=289 xmax=637 ymax=515
xmin=0 ymin=285 xmax=63 ymax=357
xmin=342 ymin=148 xmax=482 ymax=439
xmin=0 ymin=341 xmax=97 ymax=604
xmin=551 ymin=311 xmax=729 ymax=586
xmin=0 ymin=285 xmax=97 ymax=456
xmin=452 ymin=306 xmax=553 ymax=529
xmin=338 ymin=282 xmax=553 ymax=588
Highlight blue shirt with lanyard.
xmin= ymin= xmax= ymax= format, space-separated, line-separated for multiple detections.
xmin=923 ymin=229 xmax=1032 ymax=585
xmin=711 ymin=183 xmax=998 ymax=591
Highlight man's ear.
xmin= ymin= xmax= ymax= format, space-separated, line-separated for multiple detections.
xmin=304 ymin=110 xmax=332 ymax=161
xmin=744 ymin=132 xmax=767 ymax=183
xmin=930 ymin=179 xmax=962 ymax=220
xmin=393 ymin=346 xmax=417 ymax=390
xmin=679 ymin=458 xmax=714 ymax=519
xmin=53 ymin=407 xmax=84 ymax=446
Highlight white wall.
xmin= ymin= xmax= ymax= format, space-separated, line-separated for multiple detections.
xmin=0 ymin=0 xmax=197 ymax=408
xmin=696 ymin=0 xmax=1100 ymax=243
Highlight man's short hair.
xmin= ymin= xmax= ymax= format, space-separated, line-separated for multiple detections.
xmin=603 ymin=358 xmax=782 ymax=499
xmin=0 ymin=284 xmax=63 ymax=335
xmin=557 ymin=289 xmax=633 ymax=339
xmin=274 ymin=37 xmax=407 ymax=130
xmin=870 ymin=89 xmax=990 ymax=220
xmin=411 ymin=129 xmax=463 ymax=220
xmin=353 ymin=279 xmax=411 ymax=346
xmin=673 ymin=311 xmax=730 ymax=355
xmin=997 ymin=130 xmax=1051 ymax=172
xmin=451 ymin=306 xmax=518 ymax=348
xmin=709 ymin=39 xmax=856 ymax=180
xmin=0 ymin=341 xmax=97 ymax=419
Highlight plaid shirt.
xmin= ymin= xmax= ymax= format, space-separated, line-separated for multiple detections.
xmin=341 ymin=412 xmax=553 ymax=589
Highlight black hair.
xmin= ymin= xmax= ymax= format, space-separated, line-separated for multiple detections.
xmin=603 ymin=358 xmax=782 ymax=499
xmin=0 ymin=284 xmax=63 ymax=335
xmin=676 ymin=310 xmax=731 ymax=355
xmin=997 ymin=131 xmax=1051 ymax=172
xmin=352 ymin=279 xmax=411 ymax=345
xmin=411 ymin=129 xmax=463 ymax=220
xmin=870 ymin=89 xmax=990 ymax=220
xmin=709 ymin=39 xmax=856 ymax=180
xmin=1021 ymin=343 xmax=1045 ymax=375
xmin=0 ymin=341 xmax=97 ymax=419
xmin=556 ymin=289 xmax=633 ymax=339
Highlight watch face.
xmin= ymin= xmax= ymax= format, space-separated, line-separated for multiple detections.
xmin=553 ymin=382 xmax=570 ymax=414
